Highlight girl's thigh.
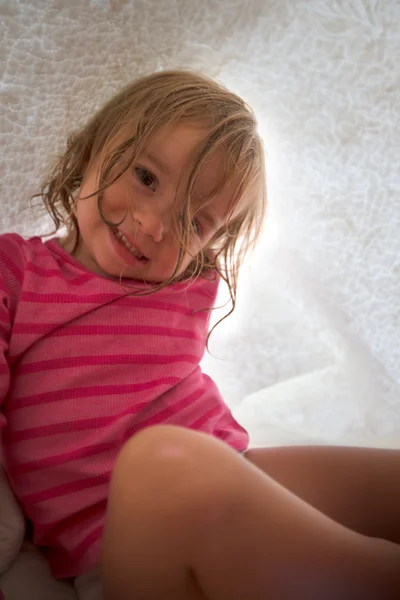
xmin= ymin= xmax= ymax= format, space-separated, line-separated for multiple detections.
xmin=245 ymin=445 xmax=400 ymax=543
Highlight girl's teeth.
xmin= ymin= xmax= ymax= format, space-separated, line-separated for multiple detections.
xmin=114 ymin=230 xmax=145 ymax=259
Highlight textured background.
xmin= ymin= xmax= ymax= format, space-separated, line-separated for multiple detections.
xmin=1 ymin=0 xmax=399 ymax=448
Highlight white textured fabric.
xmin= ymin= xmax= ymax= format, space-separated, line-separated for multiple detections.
xmin=1 ymin=1 xmax=399 ymax=449
xmin=0 ymin=542 xmax=76 ymax=599
xmin=0 ymin=6 xmax=399 ymax=587
xmin=0 ymin=542 xmax=100 ymax=599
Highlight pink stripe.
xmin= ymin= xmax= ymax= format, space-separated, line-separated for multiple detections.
xmin=20 ymin=473 xmax=109 ymax=504
xmin=19 ymin=290 xmax=205 ymax=318
xmin=20 ymin=291 xmax=122 ymax=304
xmin=35 ymin=501 xmax=105 ymax=539
xmin=118 ymin=296 xmax=206 ymax=317
xmin=8 ymin=440 xmax=117 ymax=475
xmin=73 ymin=525 xmax=103 ymax=564
xmin=30 ymin=249 xmax=64 ymax=258
xmin=17 ymin=353 xmax=199 ymax=374
xmin=13 ymin=323 xmax=200 ymax=340
xmin=7 ymin=393 xmax=163 ymax=442
xmin=26 ymin=263 xmax=93 ymax=285
xmin=191 ymin=405 xmax=222 ymax=430
xmin=125 ymin=388 xmax=206 ymax=438
xmin=6 ymin=414 xmax=133 ymax=443
xmin=11 ymin=377 xmax=180 ymax=409
xmin=0 ymin=248 xmax=24 ymax=283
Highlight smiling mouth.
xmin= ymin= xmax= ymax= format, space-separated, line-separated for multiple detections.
xmin=112 ymin=229 xmax=149 ymax=261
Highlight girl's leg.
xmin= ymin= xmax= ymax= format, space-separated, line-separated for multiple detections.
xmin=101 ymin=425 xmax=400 ymax=600
xmin=245 ymin=445 xmax=400 ymax=544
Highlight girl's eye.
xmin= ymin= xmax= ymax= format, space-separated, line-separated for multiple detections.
xmin=192 ymin=218 xmax=202 ymax=236
xmin=134 ymin=167 xmax=157 ymax=191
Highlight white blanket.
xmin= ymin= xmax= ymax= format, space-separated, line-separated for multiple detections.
xmin=1 ymin=0 xmax=399 ymax=594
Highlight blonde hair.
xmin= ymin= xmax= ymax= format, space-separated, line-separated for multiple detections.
xmin=34 ymin=69 xmax=267 ymax=325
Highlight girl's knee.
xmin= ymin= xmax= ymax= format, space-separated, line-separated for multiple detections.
xmin=112 ymin=426 xmax=210 ymax=496
xmin=115 ymin=425 xmax=233 ymax=475
xmin=116 ymin=425 xmax=210 ymax=470
xmin=110 ymin=425 xmax=244 ymax=516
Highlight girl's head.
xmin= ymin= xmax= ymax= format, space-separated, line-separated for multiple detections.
xmin=39 ymin=69 xmax=266 ymax=298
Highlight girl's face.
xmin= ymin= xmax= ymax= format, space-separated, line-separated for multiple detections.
xmin=71 ymin=124 xmax=238 ymax=282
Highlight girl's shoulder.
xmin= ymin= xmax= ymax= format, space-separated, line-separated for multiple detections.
xmin=0 ymin=233 xmax=30 ymax=271
xmin=0 ymin=232 xmax=28 ymax=250
xmin=0 ymin=233 xmax=50 ymax=270
xmin=0 ymin=233 xmax=36 ymax=301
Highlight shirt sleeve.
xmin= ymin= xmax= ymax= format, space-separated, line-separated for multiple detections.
xmin=0 ymin=234 xmax=25 ymax=430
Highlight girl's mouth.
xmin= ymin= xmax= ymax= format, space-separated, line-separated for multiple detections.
xmin=112 ymin=229 xmax=149 ymax=262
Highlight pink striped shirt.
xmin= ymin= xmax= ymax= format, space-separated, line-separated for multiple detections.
xmin=0 ymin=233 xmax=248 ymax=579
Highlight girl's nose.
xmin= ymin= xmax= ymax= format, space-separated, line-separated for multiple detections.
xmin=135 ymin=211 xmax=165 ymax=243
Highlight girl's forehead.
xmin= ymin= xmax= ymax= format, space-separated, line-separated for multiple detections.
xmin=144 ymin=124 xmax=228 ymax=192
xmin=144 ymin=123 xmax=209 ymax=174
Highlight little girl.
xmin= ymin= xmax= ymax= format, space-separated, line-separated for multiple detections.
xmin=0 ymin=70 xmax=399 ymax=600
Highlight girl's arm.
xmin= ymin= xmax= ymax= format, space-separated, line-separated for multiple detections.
xmin=0 ymin=234 xmax=26 ymax=576
xmin=0 ymin=234 xmax=25 ymax=429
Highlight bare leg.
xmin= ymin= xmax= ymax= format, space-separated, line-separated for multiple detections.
xmin=101 ymin=426 xmax=400 ymax=600
xmin=245 ymin=445 xmax=400 ymax=544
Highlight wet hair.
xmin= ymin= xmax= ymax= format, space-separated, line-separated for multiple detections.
xmin=33 ymin=69 xmax=267 ymax=327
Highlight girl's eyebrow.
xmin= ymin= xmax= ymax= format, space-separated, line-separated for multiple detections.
xmin=143 ymin=151 xmax=170 ymax=175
